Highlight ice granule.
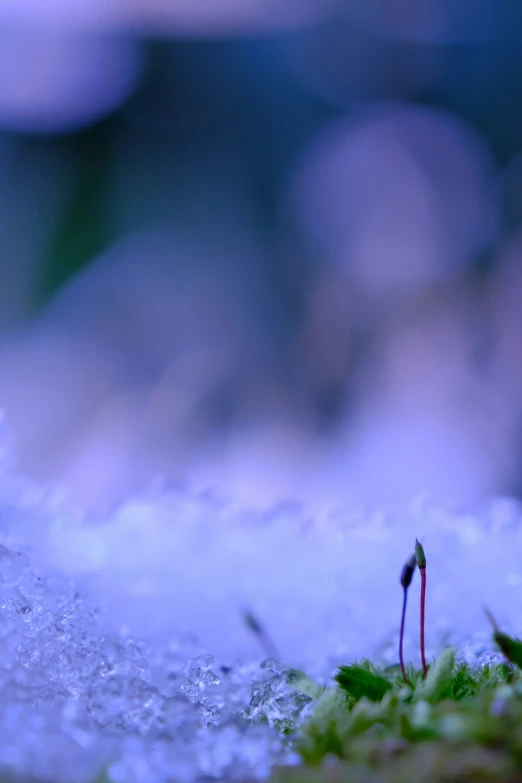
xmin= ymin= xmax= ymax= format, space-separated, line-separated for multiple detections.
xmin=241 ymin=658 xmax=313 ymax=732
xmin=0 ymin=540 xmax=301 ymax=782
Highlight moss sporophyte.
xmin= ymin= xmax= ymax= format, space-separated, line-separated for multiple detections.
xmin=399 ymin=553 xmax=416 ymax=685
xmin=243 ymin=607 xmax=280 ymax=661
xmin=269 ymin=536 xmax=522 ymax=783
xmin=398 ymin=541 xmax=427 ymax=685
xmin=415 ymin=538 xmax=428 ymax=678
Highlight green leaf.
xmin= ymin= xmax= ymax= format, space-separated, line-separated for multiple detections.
xmin=493 ymin=630 xmax=522 ymax=669
xmin=415 ymin=648 xmax=455 ymax=704
xmin=297 ymin=687 xmax=352 ymax=764
xmin=484 ymin=607 xmax=522 ymax=669
xmin=335 ymin=662 xmax=393 ymax=703
xmin=287 ymin=669 xmax=325 ymax=700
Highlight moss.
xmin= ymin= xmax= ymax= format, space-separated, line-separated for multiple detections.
xmin=335 ymin=661 xmax=393 ymax=703
xmin=271 ymin=655 xmax=522 ymax=782
xmin=267 ymin=540 xmax=522 ymax=783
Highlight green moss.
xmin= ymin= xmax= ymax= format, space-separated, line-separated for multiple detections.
xmin=267 ymin=542 xmax=522 ymax=783
xmin=271 ymin=655 xmax=522 ymax=782
xmin=335 ymin=661 xmax=393 ymax=702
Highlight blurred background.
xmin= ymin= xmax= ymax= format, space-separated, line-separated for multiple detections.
xmin=0 ymin=0 xmax=522 ymax=515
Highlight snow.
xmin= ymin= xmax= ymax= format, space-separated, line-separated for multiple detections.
xmin=0 ymin=413 xmax=520 ymax=781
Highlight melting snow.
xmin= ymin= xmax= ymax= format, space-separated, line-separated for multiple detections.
xmin=0 ymin=415 xmax=520 ymax=781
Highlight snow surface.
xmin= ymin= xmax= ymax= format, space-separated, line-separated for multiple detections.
xmin=0 ymin=413 xmax=520 ymax=781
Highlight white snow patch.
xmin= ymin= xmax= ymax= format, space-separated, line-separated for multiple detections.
xmin=0 ymin=418 xmax=520 ymax=781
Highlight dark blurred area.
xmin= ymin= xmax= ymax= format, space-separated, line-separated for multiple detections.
xmin=1 ymin=0 xmax=522 ymax=511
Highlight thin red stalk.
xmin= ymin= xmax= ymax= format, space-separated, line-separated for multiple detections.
xmin=419 ymin=565 xmax=427 ymax=678
xmin=399 ymin=587 xmax=408 ymax=684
